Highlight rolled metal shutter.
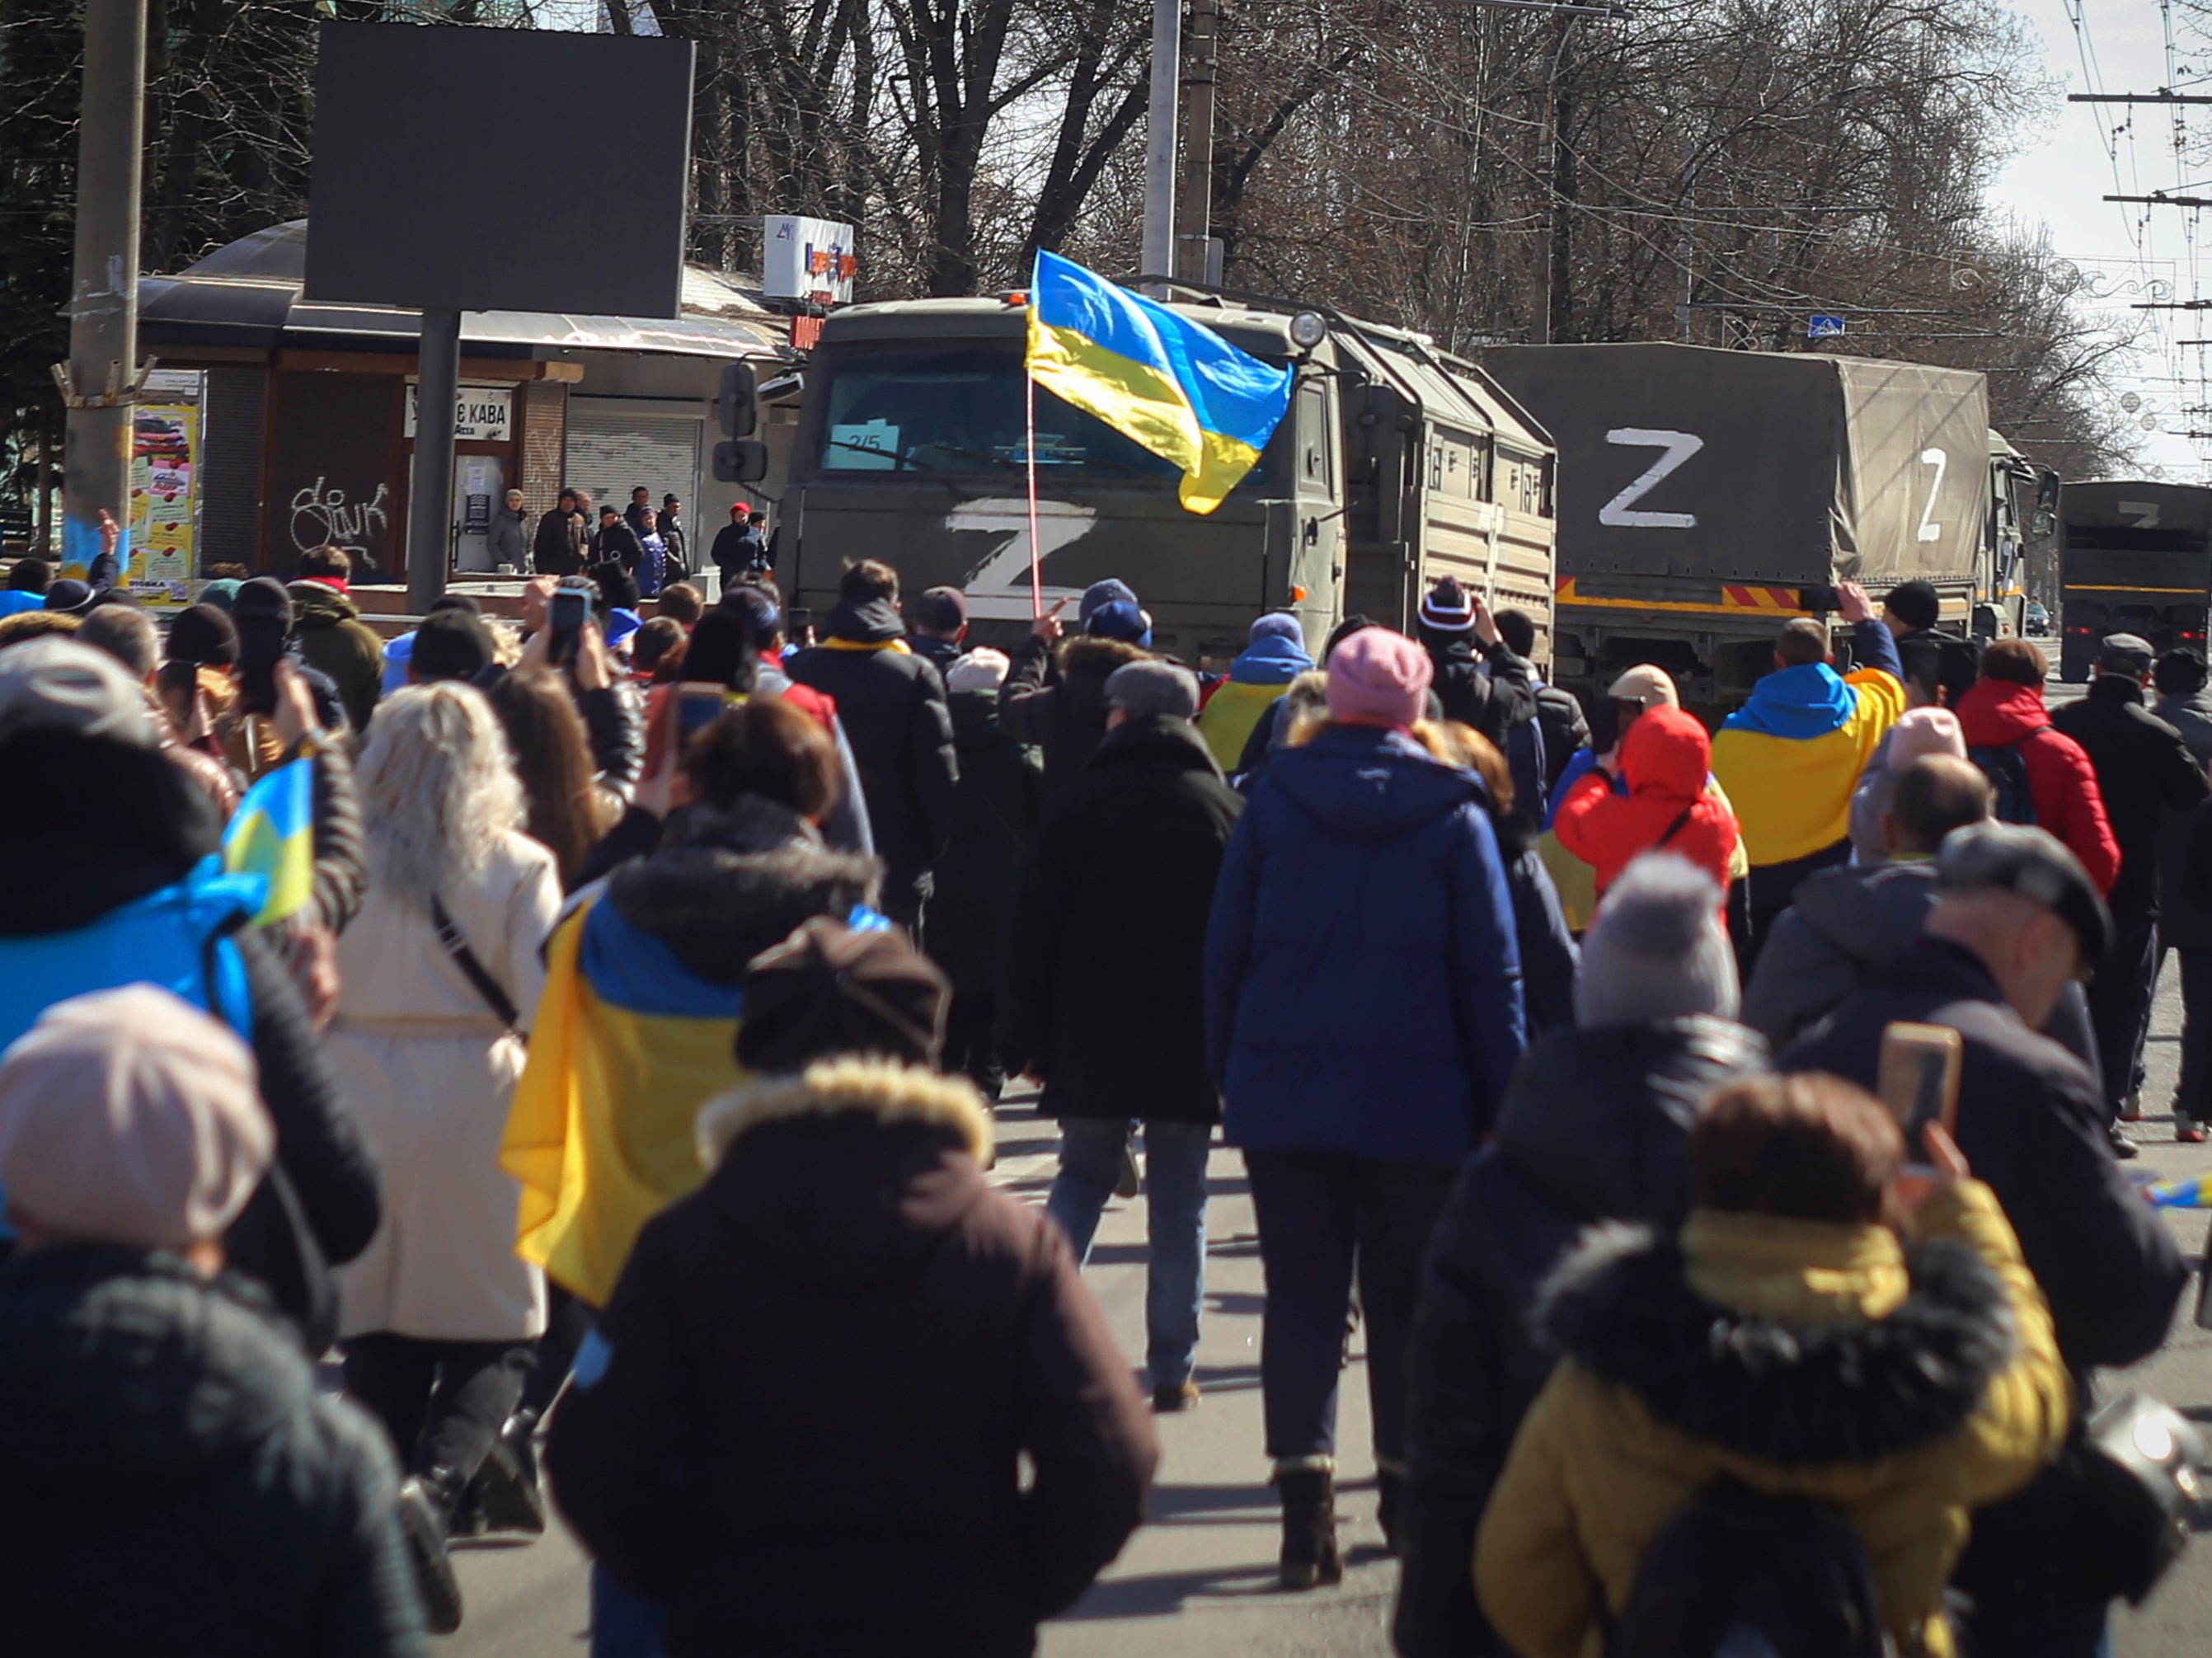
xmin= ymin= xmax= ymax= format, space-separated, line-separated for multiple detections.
xmin=564 ymin=403 xmax=702 ymax=536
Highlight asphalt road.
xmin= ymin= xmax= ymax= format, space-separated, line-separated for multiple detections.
xmin=439 ymin=674 xmax=2212 ymax=1655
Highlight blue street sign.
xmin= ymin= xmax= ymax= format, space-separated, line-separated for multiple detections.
xmin=1809 ymin=314 xmax=1847 ymax=338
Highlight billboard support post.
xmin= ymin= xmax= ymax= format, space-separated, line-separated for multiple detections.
xmin=407 ymin=308 xmax=460 ymax=613
xmin=59 ymin=0 xmax=147 ymax=582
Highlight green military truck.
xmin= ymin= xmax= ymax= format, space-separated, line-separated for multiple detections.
xmin=774 ymin=292 xmax=1558 ymax=669
xmin=1477 ymin=342 xmax=2019 ymax=708
xmin=2055 ymin=481 xmax=2212 ymax=681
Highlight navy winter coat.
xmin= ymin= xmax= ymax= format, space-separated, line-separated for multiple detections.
xmin=1204 ymin=722 xmax=1527 ymax=1165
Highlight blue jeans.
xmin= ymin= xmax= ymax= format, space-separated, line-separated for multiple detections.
xmin=1046 ymin=1117 xmax=1211 ymax=1388
xmin=590 ymin=1564 xmax=665 ymax=1658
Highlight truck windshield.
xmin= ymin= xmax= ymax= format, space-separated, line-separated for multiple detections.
xmin=809 ymin=339 xmax=1279 ymax=493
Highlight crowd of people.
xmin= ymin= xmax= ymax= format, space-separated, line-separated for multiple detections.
xmin=0 ymin=538 xmax=2202 ymax=1658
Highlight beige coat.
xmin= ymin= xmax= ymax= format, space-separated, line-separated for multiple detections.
xmin=329 ymin=829 xmax=561 ymax=1341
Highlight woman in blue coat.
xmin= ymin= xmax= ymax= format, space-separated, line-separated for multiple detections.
xmin=1204 ymin=627 xmax=1526 ymax=1592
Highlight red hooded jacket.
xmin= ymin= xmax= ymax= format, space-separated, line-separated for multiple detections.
xmin=1552 ymin=706 xmax=1740 ymax=898
xmin=1951 ymin=679 xmax=2120 ymax=897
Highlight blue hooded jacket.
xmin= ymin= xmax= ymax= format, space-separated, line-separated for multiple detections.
xmin=1205 ymin=723 xmax=1527 ymax=1164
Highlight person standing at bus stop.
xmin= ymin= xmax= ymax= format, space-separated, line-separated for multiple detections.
xmin=1710 ymin=580 xmax=1905 ymax=964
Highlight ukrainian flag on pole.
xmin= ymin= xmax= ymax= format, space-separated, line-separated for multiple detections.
xmin=223 ymin=758 xmax=315 ymax=928
xmin=1026 ymin=250 xmax=1294 ymax=514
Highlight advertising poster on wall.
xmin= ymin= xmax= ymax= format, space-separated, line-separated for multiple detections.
xmin=129 ymin=369 xmax=203 ymax=599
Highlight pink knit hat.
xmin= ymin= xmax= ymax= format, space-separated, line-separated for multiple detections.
xmin=0 ymin=986 xmax=271 ymax=1250
xmin=1886 ymin=706 xmax=1967 ymax=773
xmin=1327 ymin=627 xmax=1433 ymax=728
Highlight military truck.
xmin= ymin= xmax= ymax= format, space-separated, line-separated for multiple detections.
xmin=2055 ymin=481 xmax=2212 ymax=681
xmin=1478 ymin=342 xmax=2011 ymax=708
xmin=775 ymin=291 xmax=1558 ymax=669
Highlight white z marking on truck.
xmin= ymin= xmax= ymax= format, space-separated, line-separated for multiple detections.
xmin=1598 ymin=429 xmax=1704 ymax=528
xmin=1918 ymin=449 xmax=1948 ymax=543
xmin=2118 ymin=500 xmax=2162 ymax=528
xmin=946 ymin=498 xmax=1098 ymax=622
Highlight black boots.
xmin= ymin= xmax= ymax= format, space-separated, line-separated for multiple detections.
xmin=1275 ymin=1464 xmax=1344 ymax=1590
xmin=1376 ymin=1463 xmax=1407 ymax=1557
xmin=472 ymin=1408 xmax=548 ymax=1536
xmin=397 ymin=1464 xmax=467 ymax=1634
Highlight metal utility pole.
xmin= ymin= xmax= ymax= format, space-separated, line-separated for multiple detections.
xmin=1141 ymin=0 xmax=1180 ymax=291
xmin=1176 ymin=0 xmax=1219 ymax=284
xmin=55 ymin=0 xmax=148 ymax=582
xmin=1674 ymin=134 xmax=1697 ymax=342
xmin=406 ymin=308 xmax=463 ymax=614
xmin=1545 ymin=11 xmax=1576 ymax=344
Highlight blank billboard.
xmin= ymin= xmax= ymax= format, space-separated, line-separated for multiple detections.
xmin=305 ymin=22 xmax=693 ymax=318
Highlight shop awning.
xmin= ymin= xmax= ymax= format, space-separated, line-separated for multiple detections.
xmin=139 ymin=221 xmax=787 ymax=361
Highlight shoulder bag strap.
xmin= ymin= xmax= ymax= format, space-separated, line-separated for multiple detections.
xmin=430 ymin=895 xmax=521 ymax=1033
xmin=1655 ymin=800 xmax=1698 ymax=847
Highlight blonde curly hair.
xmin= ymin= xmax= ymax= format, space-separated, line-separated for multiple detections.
xmin=355 ymin=681 xmax=525 ymax=912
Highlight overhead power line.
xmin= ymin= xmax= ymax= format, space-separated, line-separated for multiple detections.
xmin=2069 ymin=92 xmax=2212 ymax=104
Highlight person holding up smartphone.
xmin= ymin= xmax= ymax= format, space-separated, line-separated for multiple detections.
xmin=1780 ymin=820 xmax=2186 ymax=1658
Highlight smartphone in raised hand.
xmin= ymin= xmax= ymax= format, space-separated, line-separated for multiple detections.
xmin=1876 ymin=1022 xmax=1963 ymax=1170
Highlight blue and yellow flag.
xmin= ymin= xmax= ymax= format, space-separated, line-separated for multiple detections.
xmin=1026 ymin=250 xmax=1294 ymax=514
xmin=222 ymin=758 xmax=314 ymax=928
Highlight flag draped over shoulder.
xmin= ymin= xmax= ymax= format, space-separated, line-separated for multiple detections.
xmin=1025 ymin=249 xmax=1294 ymax=514
xmin=501 ymin=895 xmax=747 ymax=1308
xmin=221 ymin=758 xmax=313 ymax=928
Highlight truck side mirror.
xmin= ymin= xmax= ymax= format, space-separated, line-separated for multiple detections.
xmin=713 ymin=439 xmax=770 ymax=484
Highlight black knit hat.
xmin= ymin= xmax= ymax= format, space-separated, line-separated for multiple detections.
xmin=736 ymin=918 xmax=949 ymax=1073
xmin=232 ymin=576 xmax=294 ymax=634
xmin=410 ymin=608 xmax=495 ymax=683
xmin=165 ymin=604 xmax=239 ymax=668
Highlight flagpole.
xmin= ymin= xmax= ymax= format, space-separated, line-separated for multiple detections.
xmin=1025 ymin=364 xmax=1043 ymax=619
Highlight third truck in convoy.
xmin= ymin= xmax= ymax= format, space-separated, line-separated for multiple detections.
xmin=1477 ymin=341 xmax=2052 ymax=709
xmin=2055 ymin=481 xmax=2212 ymax=681
xmin=771 ymin=289 xmax=1557 ymax=670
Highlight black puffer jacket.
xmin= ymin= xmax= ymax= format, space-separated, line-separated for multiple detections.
xmin=1395 ymin=1015 xmax=1768 ymax=1658
xmin=785 ymin=598 xmax=959 ymax=915
xmin=0 ymin=733 xmax=381 ymax=1347
xmin=928 ymin=688 xmax=1042 ymax=997
xmin=1000 ymin=718 xmax=1242 ymax=1125
xmin=548 ymin=1064 xmax=1153 ymax=1657
xmin=999 ymin=633 xmax=1151 ymax=798
xmin=2052 ymin=675 xmax=2208 ymax=923
xmin=1493 ymin=810 xmax=1577 ymax=1036
xmin=1416 ymin=624 xmax=1538 ymax=750
xmin=1782 ymin=936 xmax=2183 ymax=1375
xmin=600 ymin=796 xmax=881 ymax=984
xmin=0 ymin=1247 xmax=425 ymax=1656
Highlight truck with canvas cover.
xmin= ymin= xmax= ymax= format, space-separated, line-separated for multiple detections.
xmin=776 ymin=291 xmax=1557 ymax=670
xmin=1478 ymin=342 xmax=2000 ymax=708
xmin=2056 ymin=481 xmax=2212 ymax=681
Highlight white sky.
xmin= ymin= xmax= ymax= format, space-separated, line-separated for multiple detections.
xmin=1989 ymin=0 xmax=2212 ymax=478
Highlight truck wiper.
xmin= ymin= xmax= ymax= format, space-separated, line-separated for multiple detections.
xmin=920 ymin=441 xmax=1026 ymax=474
xmin=824 ymin=438 xmax=951 ymax=477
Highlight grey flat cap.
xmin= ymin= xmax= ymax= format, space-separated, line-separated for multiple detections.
xmin=1936 ymin=820 xmax=2114 ymax=966
xmin=1105 ymin=658 xmax=1199 ymax=721
xmin=2098 ymin=632 xmax=2156 ymax=674
xmin=0 ymin=636 xmax=158 ymax=748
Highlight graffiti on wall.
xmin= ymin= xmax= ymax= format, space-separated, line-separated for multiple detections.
xmin=288 ymin=478 xmax=392 ymax=561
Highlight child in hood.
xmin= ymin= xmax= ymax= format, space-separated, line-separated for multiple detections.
xmin=1197 ymin=614 xmax=1313 ymax=771
xmin=1552 ymin=705 xmax=1739 ymax=900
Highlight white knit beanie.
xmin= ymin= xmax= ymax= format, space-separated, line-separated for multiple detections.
xmin=1574 ymin=853 xmax=1740 ymax=1026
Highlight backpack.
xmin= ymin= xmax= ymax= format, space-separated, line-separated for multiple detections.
xmin=1967 ymin=731 xmax=2045 ymax=825
xmin=1507 ymin=713 xmax=1550 ymax=824
xmin=1610 ymin=1478 xmax=1885 ymax=1658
